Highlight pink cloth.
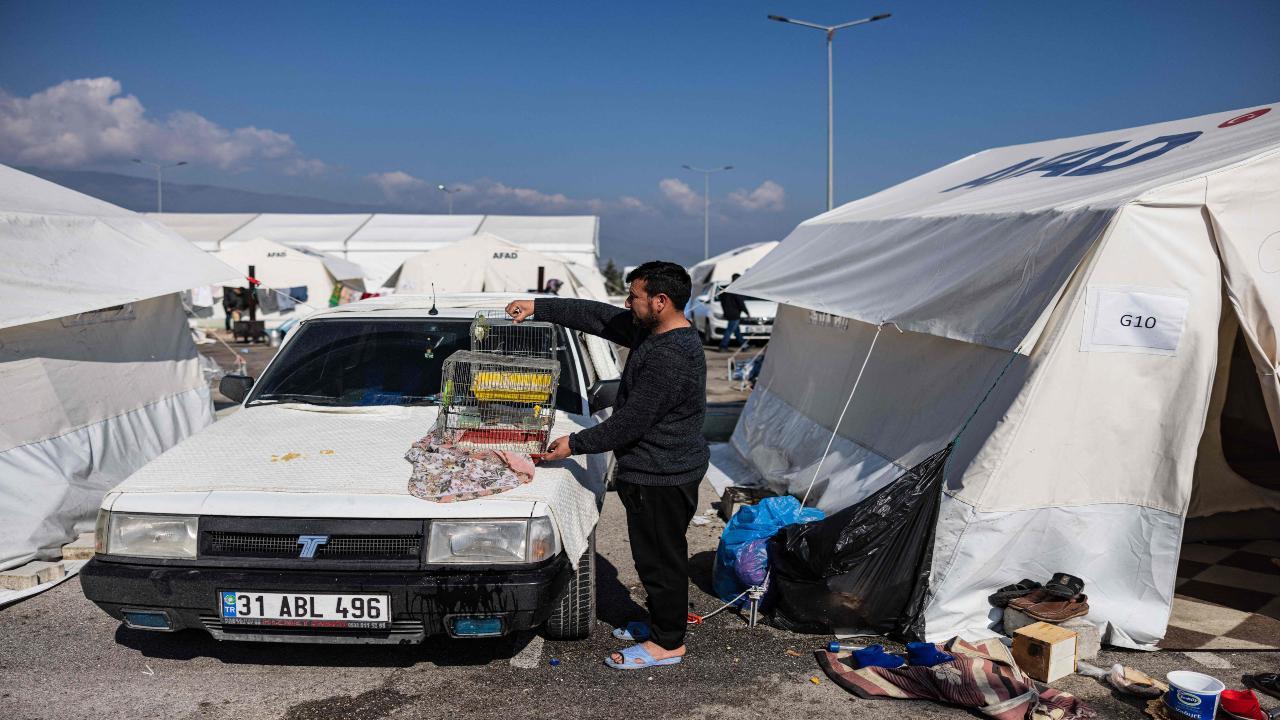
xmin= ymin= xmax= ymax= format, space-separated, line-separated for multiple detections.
xmin=405 ymin=438 xmax=535 ymax=503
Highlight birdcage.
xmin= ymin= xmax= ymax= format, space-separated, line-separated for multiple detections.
xmin=432 ymin=350 xmax=561 ymax=453
xmin=468 ymin=311 xmax=557 ymax=359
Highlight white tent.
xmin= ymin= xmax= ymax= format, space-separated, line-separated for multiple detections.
xmin=384 ymin=232 xmax=608 ymax=300
xmin=727 ymin=103 xmax=1280 ymax=648
xmin=0 ymin=165 xmax=239 ymax=571
xmin=688 ymin=242 xmax=779 ymax=287
xmin=210 ymin=237 xmax=366 ymax=324
xmin=150 ymin=212 xmax=601 ymax=284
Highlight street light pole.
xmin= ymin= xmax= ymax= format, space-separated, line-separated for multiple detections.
xmin=436 ymin=184 xmax=460 ymax=215
xmin=132 ymin=159 xmax=188 ymax=213
xmin=768 ymin=12 xmax=890 ymax=211
xmin=682 ymin=164 xmax=733 ymax=260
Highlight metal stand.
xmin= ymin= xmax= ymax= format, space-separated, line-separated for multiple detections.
xmin=747 ymin=582 xmax=767 ymax=628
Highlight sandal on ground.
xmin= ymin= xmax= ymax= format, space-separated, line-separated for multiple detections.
xmin=1045 ymin=572 xmax=1085 ymax=599
xmin=604 ymin=644 xmax=683 ymax=670
xmin=611 ymin=621 xmax=651 ymax=642
xmin=988 ymin=579 xmax=1042 ymax=607
xmin=1243 ymin=673 xmax=1280 ymax=702
xmin=1022 ymin=593 xmax=1089 ymax=622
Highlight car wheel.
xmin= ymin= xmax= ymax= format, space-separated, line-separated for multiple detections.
xmin=545 ymin=531 xmax=596 ymax=640
xmin=703 ymin=320 xmax=714 ymax=345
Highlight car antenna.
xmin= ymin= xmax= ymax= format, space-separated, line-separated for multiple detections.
xmin=428 ymin=283 xmax=438 ymax=315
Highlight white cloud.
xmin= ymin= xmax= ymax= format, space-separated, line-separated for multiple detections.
xmin=0 ymin=77 xmax=325 ymax=173
xmin=727 ymin=180 xmax=785 ymax=212
xmin=367 ymin=170 xmax=431 ymax=198
xmin=367 ymin=171 xmax=653 ymax=215
xmin=658 ymin=177 xmax=702 ymax=215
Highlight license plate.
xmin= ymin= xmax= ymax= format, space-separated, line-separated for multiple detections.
xmin=745 ymin=325 xmax=767 ymax=333
xmin=219 ymin=591 xmax=390 ymax=629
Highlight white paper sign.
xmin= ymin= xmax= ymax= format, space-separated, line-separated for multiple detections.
xmin=1081 ymin=286 xmax=1189 ymax=356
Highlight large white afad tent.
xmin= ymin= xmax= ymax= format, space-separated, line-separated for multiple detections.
xmin=0 ymin=165 xmax=238 ymax=571
xmin=211 ymin=236 xmax=366 ymax=323
xmin=150 ymin=212 xmax=601 ymax=284
xmin=728 ymin=103 xmax=1280 ymax=648
xmin=384 ymin=232 xmax=609 ymax=299
xmin=688 ymin=241 xmax=779 ymax=287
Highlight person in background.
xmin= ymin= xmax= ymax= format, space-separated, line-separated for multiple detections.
xmin=543 ymin=278 xmax=563 ymax=295
xmin=506 ymin=261 xmax=708 ymax=671
xmin=717 ymin=273 xmax=750 ymax=352
xmin=222 ymin=287 xmax=249 ymax=331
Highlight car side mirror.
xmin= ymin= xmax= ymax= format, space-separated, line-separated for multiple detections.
xmin=588 ymin=379 xmax=620 ymax=414
xmin=219 ymin=374 xmax=255 ymax=404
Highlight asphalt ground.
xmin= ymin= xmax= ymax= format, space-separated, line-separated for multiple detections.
xmin=2 ymin=479 xmax=1277 ymax=720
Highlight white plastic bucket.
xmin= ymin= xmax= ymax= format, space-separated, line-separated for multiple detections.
xmin=1164 ymin=671 xmax=1225 ymax=720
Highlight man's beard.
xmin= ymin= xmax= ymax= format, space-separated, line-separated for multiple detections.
xmin=631 ymin=311 xmax=660 ymax=329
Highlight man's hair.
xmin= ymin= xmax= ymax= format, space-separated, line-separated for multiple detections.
xmin=626 ymin=261 xmax=692 ymax=309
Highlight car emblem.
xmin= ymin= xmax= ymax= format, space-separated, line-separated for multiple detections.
xmin=296 ymin=535 xmax=329 ymax=558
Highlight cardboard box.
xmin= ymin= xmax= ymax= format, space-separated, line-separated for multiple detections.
xmin=1012 ymin=621 xmax=1077 ymax=683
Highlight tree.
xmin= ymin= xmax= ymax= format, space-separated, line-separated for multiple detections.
xmin=602 ymin=259 xmax=625 ymax=295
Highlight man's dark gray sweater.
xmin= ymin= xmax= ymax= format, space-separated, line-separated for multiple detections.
xmin=534 ymin=297 xmax=708 ymax=487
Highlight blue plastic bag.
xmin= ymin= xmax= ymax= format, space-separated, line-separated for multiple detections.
xmin=712 ymin=495 xmax=824 ymax=602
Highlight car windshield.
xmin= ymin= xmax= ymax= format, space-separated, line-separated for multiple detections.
xmin=246 ymin=317 xmax=584 ymax=412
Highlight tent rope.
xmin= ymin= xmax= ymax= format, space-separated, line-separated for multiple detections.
xmin=800 ymin=323 xmax=891 ymax=507
xmin=950 ymin=349 xmax=1019 ymax=447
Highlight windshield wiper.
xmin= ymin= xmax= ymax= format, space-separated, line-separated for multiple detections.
xmin=247 ymin=393 xmax=346 ymax=407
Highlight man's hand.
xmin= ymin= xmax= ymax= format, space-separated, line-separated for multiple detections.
xmin=537 ymin=435 xmax=572 ymax=463
xmin=505 ymin=299 xmax=535 ymax=323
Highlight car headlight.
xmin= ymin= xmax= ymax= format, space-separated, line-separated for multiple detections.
xmin=428 ymin=517 xmax=560 ymax=564
xmin=101 ymin=512 xmax=198 ymax=559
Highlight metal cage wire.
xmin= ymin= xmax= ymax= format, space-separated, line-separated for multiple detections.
xmin=431 ymin=349 xmax=561 ymax=453
xmin=469 ymin=311 xmax=558 ymax=359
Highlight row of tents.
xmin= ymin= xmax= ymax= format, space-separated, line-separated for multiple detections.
xmin=201 ymin=232 xmax=609 ymax=325
xmin=725 ymin=102 xmax=1280 ymax=647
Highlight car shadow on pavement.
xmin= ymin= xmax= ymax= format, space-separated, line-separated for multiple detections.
xmin=112 ymin=624 xmax=534 ymax=668
xmin=594 ymin=554 xmax=644 ymax=629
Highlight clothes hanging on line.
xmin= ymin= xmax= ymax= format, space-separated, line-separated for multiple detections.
xmin=288 ymin=286 xmax=308 ymax=303
xmin=254 ymin=288 xmax=280 ymax=314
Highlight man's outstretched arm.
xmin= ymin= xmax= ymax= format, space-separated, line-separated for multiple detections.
xmin=507 ymin=297 xmax=641 ymax=348
xmin=568 ymin=347 xmax=680 ymax=454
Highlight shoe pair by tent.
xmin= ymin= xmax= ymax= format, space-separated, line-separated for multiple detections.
xmin=988 ymin=573 xmax=1085 ymax=607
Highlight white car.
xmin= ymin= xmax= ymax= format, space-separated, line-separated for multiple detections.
xmin=81 ymin=294 xmax=620 ymax=644
xmin=685 ymin=281 xmax=778 ymax=345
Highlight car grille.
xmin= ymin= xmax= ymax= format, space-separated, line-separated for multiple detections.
xmin=204 ymin=532 xmax=422 ymax=560
xmin=200 ymin=617 xmax=426 ymax=644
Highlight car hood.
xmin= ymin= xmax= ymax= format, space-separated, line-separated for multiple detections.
xmin=107 ymin=404 xmax=602 ymax=520
xmin=741 ymin=299 xmax=777 ymax=318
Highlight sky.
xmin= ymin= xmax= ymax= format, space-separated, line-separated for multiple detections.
xmin=1 ymin=0 xmax=1278 ymax=265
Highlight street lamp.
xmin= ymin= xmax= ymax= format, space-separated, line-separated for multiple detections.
xmin=132 ymin=158 xmax=188 ymax=213
xmin=768 ymin=12 xmax=890 ymax=211
xmin=436 ymin=184 xmax=460 ymax=215
xmin=681 ymin=164 xmax=733 ymax=260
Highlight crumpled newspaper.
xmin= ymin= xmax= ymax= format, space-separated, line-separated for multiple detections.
xmin=406 ymin=437 xmax=535 ymax=503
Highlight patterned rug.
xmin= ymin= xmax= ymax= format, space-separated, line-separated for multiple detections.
xmin=1159 ymin=539 xmax=1280 ymax=651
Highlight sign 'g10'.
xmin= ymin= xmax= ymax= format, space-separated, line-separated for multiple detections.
xmin=1120 ymin=314 xmax=1157 ymax=329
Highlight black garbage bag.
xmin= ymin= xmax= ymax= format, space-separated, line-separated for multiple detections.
xmin=767 ymin=444 xmax=951 ymax=640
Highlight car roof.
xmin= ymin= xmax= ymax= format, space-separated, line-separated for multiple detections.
xmin=302 ymin=292 xmax=552 ymax=321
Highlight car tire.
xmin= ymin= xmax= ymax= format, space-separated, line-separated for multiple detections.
xmin=545 ymin=531 xmax=596 ymax=640
xmin=703 ymin=320 xmax=715 ymax=345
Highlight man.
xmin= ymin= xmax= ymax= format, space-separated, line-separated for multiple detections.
xmin=506 ymin=261 xmax=708 ymax=670
xmin=717 ymin=273 xmax=749 ymax=352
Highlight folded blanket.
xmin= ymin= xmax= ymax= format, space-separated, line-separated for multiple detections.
xmin=817 ymin=637 xmax=1094 ymax=720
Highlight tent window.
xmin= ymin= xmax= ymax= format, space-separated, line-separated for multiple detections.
xmin=1221 ymin=329 xmax=1280 ymax=490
